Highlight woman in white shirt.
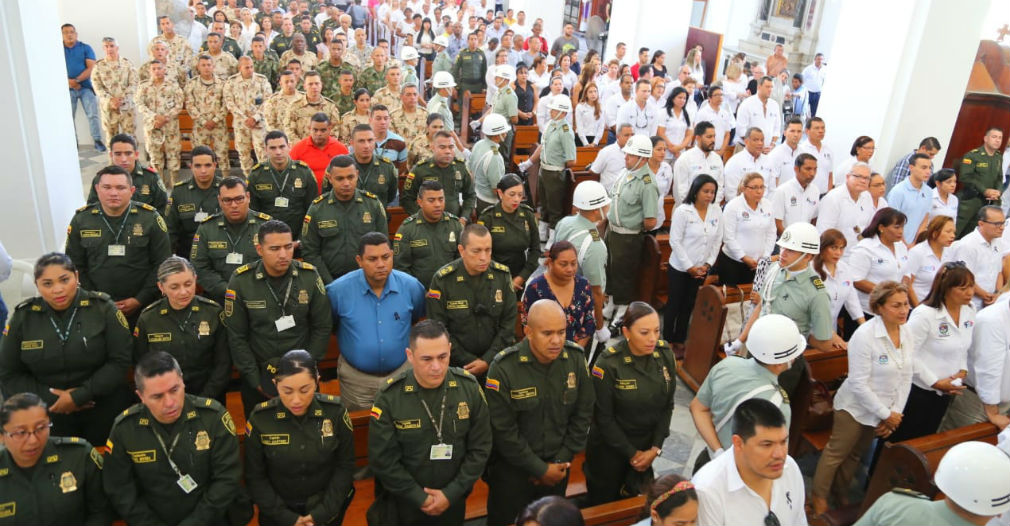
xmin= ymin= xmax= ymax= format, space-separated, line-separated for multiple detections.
xmin=813 ymin=229 xmax=865 ymax=343
xmin=941 ymin=295 xmax=1010 ymax=431
xmin=648 ymin=137 xmax=674 ymax=232
xmin=717 ymin=173 xmax=775 ymax=285
xmin=850 ymin=208 xmax=910 ymax=315
xmin=259 ymin=17 xmax=278 ymax=46
xmin=574 ymin=83 xmax=605 ymax=147
xmin=833 ymin=136 xmax=875 ymax=189
xmin=665 ymin=175 xmax=722 ymax=347
xmin=657 ymin=87 xmax=693 ymax=161
xmin=903 ymin=215 xmax=955 ymax=306
xmin=811 ymin=281 xmax=912 ymax=515
xmin=528 ymin=56 xmax=550 ymax=92
xmin=685 ymin=48 xmax=705 ymax=85
xmin=558 ymin=54 xmax=578 ymax=93
xmin=721 ymin=63 xmax=747 ymax=115
xmin=536 ymin=76 xmax=572 ymax=132
xmin=238 ymin=8 xmax=259 ymax=50
xmin=927 ymin=169 xmax=959 ymax=226
xmin=868 ymin=172 xmax=889 ymax=218
xmin=649 ymin=77 xmax=666 ymax=109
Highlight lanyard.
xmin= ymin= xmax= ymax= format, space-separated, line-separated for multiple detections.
xmin=152 ymin=425 xmax=184 ymax=478
xmin=418 ymin=384 xmax=448 ymax=444
xmin=222 ymin=221 xmax=249 ymax=250
xmin=265 ymin=276 xmax=293 ymax=315
xmin=100 ymin=208 xmax=133 ymax=244
xmin=171 ymin=306 xmax=196 ymax=334
xmin=49 ymin=307 xmax=79 ymax=343
xmin=269 ymin=162 xmax=292 ymax=194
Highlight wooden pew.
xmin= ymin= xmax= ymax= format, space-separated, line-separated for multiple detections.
xmin=582 ymin=496 xmax=647 ymax=526
xmin=387 ymin=206 xmax=409 ymax=234
xmin=511 ymin=124 xmax=540 ymax=166
xmin=788 ymin=349 xmax=848 ymax=457
xmin=460 ymin=92 xmax=486 ymax=144
xmin=662 ymin=196 xmax=674 ymax=229
xmin=574 ymin=145 xmax=602 ymax=171
xmin=636 ymin=234 xmax=662 ymax=307
xmin=677 ymin=285 xmax=728 ymax=392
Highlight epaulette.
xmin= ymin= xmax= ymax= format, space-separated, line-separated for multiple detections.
xmin=890 ymin=488 xmax=929 ymax=500
xmin=15 ymin=296 xmax=43 ymax=311
xmin=252 ymin=162 xmax=265 ymax=171
xmin=443 ymin=211 xmax=458 ymax=220
xmin=52 ymin=436 xmax=92 ymax=448
xmin=312 ymin=194 xmax=326 ymax=204
xmin=642 ymin=175 xmax=652 ymax=184
xmin=810 ymin=276 xmax=825 ymax=290
xmin=519 ymin=203 xmax=535 ymax=212
xmin=139 ymin=203 xmax=157 ymax=212
xmin=249 ymin=397 xmax=280 ymax=414
xmin=234 ymin=264 xmax=252 ymax=275
xmin=91 ymin=290 xmax=112 ymax=302
xmin=315 ymin=392 xmax=343 ymax=405
xmin=449 ymin=366 xmax=479 ymax=384
xmin=201 ymin=213 xmax=218 ymax=223
xmin=492 ymin=261 xmax=510 ymax=272
xmin=299 ymin=261 xmax=316 ymax=270
xmin=113 ymin=403 xmax=146 ymax=425
xmin=380 ymin=157 xmax=392 ymax=163
xmin=174 ymin=180 xmax=188 ymax=187
xmin=380 ymin=369 xmax=411 ymax=391
xmin=606 ymin=346 xmax=618 ymax=355
xmin=364 ymin=191 xmax=379 ymax=200
xmin=478 ymin=204 xmax=495 ymax=216
xmin=191 ymin=395 xmax=226 ymax=413
xmin=76 ymin=203 xmax=96 ymax=213
xmin=140 ymin=300 xmax=163 ymax=314
xmin=254 ymin=212 xmax=272 ymax=221
xmin=295 ymin=160 xmax=310 ymax=168
xmin=437 ymin=264 xmax=455 ymax=276
xmin=195 ymin=296 xmax=221 ymax=308
xmin=562 ymin=340 xmax=584 ymax=356
xmin=491 ymin=345 xmax=521 ymax=363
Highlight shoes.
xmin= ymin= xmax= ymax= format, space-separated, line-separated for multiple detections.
xmin=94 ymin=140 xmax=107 ymax=152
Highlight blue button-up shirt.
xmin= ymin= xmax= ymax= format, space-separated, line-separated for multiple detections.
xmin=64 ymin=41 xmax=96 ymax=92
xmin=326 ymin=269 xmax=426 ymax=374
xmin=887 ymin=178 xmax=933 ymax=244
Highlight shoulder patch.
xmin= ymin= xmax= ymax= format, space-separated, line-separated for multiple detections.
xmin=139 ymin=203 xmax=156 ymax=211
xmin=173 ymin=180 xmax=187 ymax=187
xmin=234 ymin=264 xmax=251 ymax=275
xmin=437 ymin=265 xmax=454 ymax=277
xmin=300 ymin=261 xmax=316 ymax=270
xmin=255 ymin=212 xmax=272 ymax=220
xmin=312 ymin=194 xmax=326 ymax=204
xmin=492 ymin=261 xmax=510 ymax=272
xmin=810 ymin=276 xmax=825 ymax=290
xmin=364 ymin=191 xmax=379 ymax=199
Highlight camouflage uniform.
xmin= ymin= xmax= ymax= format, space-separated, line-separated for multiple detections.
xmin=92 ymin=56 xmax=138 ymax=143
xmin=347 ymin=43 xmax=372 ymax=68
xmin=184 ymin=76 xmax=231 ymax=172
xmin=250 ymin=54 xmax=280 ymax=89
xmin=196 ymin=51 xmax=239 ymax=80
xmin=136 ymin=79 xmax=184 ymax=187
xmin=224 ymin=72 xmax=274 ymax=176
xmin=338 ymin=110 xmax=370 ymax=144
xmin=391 ymin=106 xmax=427 ymax=147
xmin=149 ymin=34 xmax=193 ymax=75
xmin=263 ymin=90 xmax=303 ymax=133
xmin=371 ymin=85 xmax=402 ymax=112
xmin=355 ymin=66 xmax=387 ymax=94
xmin=283 ymin=94 xmax=341 ymax=143
xmin=332 ymin=89 xmax=357 ymax=115
xmin=318 ymin=60 xmax=357 ymax=100
xmin=279 ymin=49 xmax=319 ymax=71
xmin=138 ymin=59 xmax=187 ymax=89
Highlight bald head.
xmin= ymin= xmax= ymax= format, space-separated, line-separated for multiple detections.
xmin=525 ymin=300 xmax=567 ymax=363
xmin=527 ymin=299 xmax=566 ymax=329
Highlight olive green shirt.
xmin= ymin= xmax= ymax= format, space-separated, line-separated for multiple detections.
xmin=355 ymin=156 xmax=399 ymax=206
xmin=554 ymin=214 xmax=607 ymax=289
xmin=248 ymin=158 xmax=319 ymax=237
xmin=356 ymin=65 xmax=387 ymax=94
xmin=853 ymin=491 xmax=976 ymax=526
xmin=402 ymin=159 xmax=476 ymax=219
xmin=165 ymin=176 xmax=222 ymax=254
xmin=477 ymin=202 xmax=540 ymax=281
xmin=761 ymin=265 xmax=833 ymax=341
xmin=468 ymin=138 xmax=506 ymax=203
xmin=301 ymin=189 xmax=389 ymax=283
xmin=451 ymin=48 xmax=486 ymax=86
xmin=606 ymin=166 xmax=660 ymax=231
xmin=540 ymin=119 xmax=576 ymax=168
xmin=696 ymin=356 xmax=792 ymax=449
xmin=489 ymin=85 xmax=518 ymax=119
xmin=956 ymin=145 xmax=1005 ymax=236
xmin=190 ymin=209 xmax=272 ymax=304
xmin=318 ymin=61 xmax=356 ymax=101
xmin=393 ymin=211 xmax=463 ymax=288
xmin=87 ymin=163 xmax=168 ymax=212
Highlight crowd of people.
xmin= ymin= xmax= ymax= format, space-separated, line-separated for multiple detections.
xmin=5 ymin=0 xmax=1010 ymax=525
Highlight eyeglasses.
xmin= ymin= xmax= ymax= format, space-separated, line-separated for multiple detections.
xmin=221 ymin=195 xmax=247 ymax=204
xmin=849 ymin=174 xmax=870 ymax=181
xmin=4 ymin=422 xmax=52 ymax=441
xmin=745 ymin=185 xmax=766 ymax=190
xmin=981 ymin=219 xmax=1006 ymax=228
xmin=859 ymin=145 xmax=876 ymax=151
xmin=764 ymin=511 xmax=781 ymax=526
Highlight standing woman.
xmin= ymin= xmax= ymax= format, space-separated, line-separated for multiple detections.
xmin=133 ymin=256 xmax=231 ymax=401
xmin=813 ymin=229 xmax=865 ymax=343
xmin=571 ymin=63 xmax=598 ymax=111
xmin=903 ymin=215 xmax=955 ymax=307
xmin=585 ymin=302 xmax=676 ymax=505
xmin=927 ymin=168 xmax=959 ymax=226
xmin=575 ymin=83 xmax=605 ymax=147
xmin=514 ymin=63 xmax=538 ymax=126
xmin=558 ymin=53 xmax=578 ymax=93
xmin=477 ymin=174 xmax=540 ymax=293
xmin=665 ymin=175 xmax=722 ymax=350
xmin=0 ymin=253 xmax=132 ymax=446
xmin=657 ymin=87 xmax=693 ymax=160
xmin=720 ymin=62 xmax=747 ymax=115
xmin=834 ymin=136 xmax=875 ymax=189
xmin=685 ymin=48 xmax=705 ymax=85
xmin=849 ymin=208 xmax=910 ymax=317
xmin=417 ymin=17 xmax=436 ymax=61
xmin=520 ymin=241 xmax=596 ymax=349
xmin=649 ymin=50 xmax=668 ymax=78
xmin=648 ymin=137 xmax=674 ymax=233
xmin=811 ymin=282 xmax=912 ymax=515
xmin=717 ymin=172 xmax=775 ymax=286
xmin=245 ymin=349 xmax=356 ymax=526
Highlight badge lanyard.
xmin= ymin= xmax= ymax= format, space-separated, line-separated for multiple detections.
xmin=173 ymin=306 xmax=196 ymax=335
xmin=152 ymin=426 xmax=198 ymax=493
xmin=419 ymin=383 xmax=448 ymax=444
xmin=100 ymin=207 xmax=133 ymax=244
xmin=269 ymin=163 xmax=292 ymax=195
xmin=49 ymin=307 xmax=79 ymax=344
xmin=222 ymin=222 xmax=250 ymax=251
xmin=265 ymin=276 xmax=294 ymax=316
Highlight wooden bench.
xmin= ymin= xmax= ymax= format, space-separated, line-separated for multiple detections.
xmin=178 ymin=110 xmax=237 ymax=163
xmin=459 ymin=92 xmax=486 ymax=144
xmin=387 ymin=206 xmax=409 ymax=234
xmin=788 ymin=349 xmax=848 ymax=457
xmin=677 ymin=285 xmax=729 ymax=391
xmin=583 ymin=496 xmax=647 ymax=526
xmin=511 ymin=124 xmax=540 ymax=167
xmin=574 ymin=145 xmax=602 ymax=170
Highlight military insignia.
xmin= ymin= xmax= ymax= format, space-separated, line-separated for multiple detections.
xmin=427 ymin=289 xmax=442 ymax=299
xmin=194 ymin=430 xmax=211 ymax=450
xmin=495 ymin=289 xmax=503 ymax=303
xmin=810 ymin=277 xmax=825 ymax=290
xmin=80 ymin=229 xmax=102 ymax=238
xmin=0 ymin=502 xmax=13 ymax=518
xmin=221 ymin=412 xmax=236 ymax=435
xmin=370 ymin=406 xmax=383 ymax=420
xmin=140 ymin=184 xmax=151 ymax=195
xmin=449 ymin=230 xmax=456 ymax=242
xmin=131 ymin=223 xmax=144 ymax=237
xmin=198 ymin=320 xmax=211 ymax=336
xmin=591 ymin=365 xmax=604 ymax=379
xmin=485 ymin=378 xmax=500 ymax=391
xmin=116 ymin=310 xmax=129 ymax=329
xmin=156 ymin=214 xmax=167 ymax=232
xmin=298 ymin=289 xmax=309 ymax=304
xmin=457 ymin=401 xmax=470 ymax=419
xmin=321 ymin=418 xmax=334 ymax=437
xmin=663 ymin=366 xmax=671 ymax=383
xmin=394 ymin=419 xmax=422 ymax=430
xmin=377 ymin=174 xmax=385 ymax=184
xmin=56 ymin=470 xmax=78 ymax=493
xmin=147 ymin=332 xmax=172 ymax=343
xmin=224 ymin=299 xmax=233 ymax=317
xmin=20 ymin=340 xmax=43 ymax=350
xmin=294 ymin=177 xmax=303 ymax=188
xmin=362 ymin=211 xmax=372 ymax=223
xmin=510 ymin=387 xmax=537 ymax=399
xmin=566 ymin=371 xmax=576 ymax=389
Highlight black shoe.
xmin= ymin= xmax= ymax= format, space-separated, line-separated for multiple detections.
xmin=94 ymin=141 xmax=107 ymax=152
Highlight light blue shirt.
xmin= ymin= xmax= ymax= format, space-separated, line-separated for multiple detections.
xmin=375 ymin=131 xmax=409 ymax=164
xmin=325 ymin=269 xmax=427 ymax=374
xmin=887 ymin=178 xmax=933 ymax=244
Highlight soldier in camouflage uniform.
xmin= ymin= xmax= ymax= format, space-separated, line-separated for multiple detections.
xmin=348 ymin=28 xmax=373 ymax=68
xmin=185 ymin=55 xmax=232 ymax=174
xmin=151 ymin=16 xmax=193 ymax=76
xmin=338 ymin=89 xmax=371 ymax=144
xmin=198 ymin=33 xmax=239 ymax=81
xmin=394 ymin=180 xmax=464 ymax=287
xmin=88 ymin=133 xmax=168 ymax=211
xmin=371 ymin=64 xmax=403 ymax=112
xmin=204 ymin=21 xmax=244 ymax=60
xmin=356 ymin=47 xmax=388 ymax=95
xmin=263 ymin=70 xmax=302 ymax=133
xmin=139 ymin=40 xmax=186 ymax=89
xmin=136 ymin=60 xmax=184 ymax=187
xmin=283 ymin=71 xmax=341 ymax=143
xmin=225 ymin=57 xmax=274 ymax=177
xmin=330 ymin=70 xmax=358 ymax=115
xmin=391 ymin=83 xmax=427 ymax=147
xmin=318 ymin=38 xmax=357 ymax=100
xmin=249 ymin=36 xmax=280 ymax=89
xmin=92 ymin=37 xmax=137 ymax=144
xmin=279 ymin=33 xmax=319 ymax=71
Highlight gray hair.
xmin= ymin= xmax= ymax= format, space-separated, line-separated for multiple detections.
xmin=102 ymin=37 xmax=117 ymax=44
xmin=848 ymin=161 xmax=872 ymax=176
xmin=616 ymin=122 xmax=633 ymax=134
xmin=157 ymin=255 xmax=197 ymax=283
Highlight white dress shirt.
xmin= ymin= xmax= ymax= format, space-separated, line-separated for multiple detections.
xmin=668 ymin=203 xmax=723 ymax=273
xmin=906 ymin=303 xmax=975 ymax=392
xmin=529 ymin=68 xmax=550 ymax=91
xmin=967 ymin=298 xmax=1010 ymax=405
xmin=589 ymin=143 xmax=627 ymax=193
xmin=929 ymin=188 xmax=958 ymax=224
xmin=721 ymin=77 xmax=748 ymax=115
xmin=833 ymin=316 xmax=915 ymax=426
xmin=823 ymin=261 xmax=863 ymax=322
xmin=848 ymin=236 xmax=909 ymax=313
xmin=735 ymin=95 xmax=781 ymax=148
xmin=603 ymin=92 xmax=630 ymax=128
xmin=767 ymin=142 xmax=799 ymax=186
xmin=653 ymin=162 xmax=675 ymax=227
xmin=695 ymin=101 xmax=736 ymax=151
xmin=949 ymin=229 xmax=1004 ymax=310
xmin=816 ymin=186 xmax=874 ymax=251
xmin=796 ymin=140 xmax=834 ymax=194
xmin=574 ymin=102 xmax=605 ymax=145
xmin=724 ymin=150 xmax=775 ymax=202
xmin=721 ymin=196 xmax=776 ymax=263
xmin=616 ymin=98 xmax=661 ymax=136
xmin=536 ymin=92 xmax=573 ymax=132
xmin=801 ymin=63 xmax=827 ymax=93
xmin=673 ymin=146 xmax=725 ymax=204
xmin=904 ymin=242 xmax=948 ymax=303
xmin=771 ymin=178 xmax=820 ymax=228
xmin=661 ymin=108 xmax=689 ymax=161
xmin=693 ymin=445 xmax=808 ymax=526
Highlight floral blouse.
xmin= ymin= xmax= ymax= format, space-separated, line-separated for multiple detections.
xmin=520 ymin=273 xmax=597 ymax=343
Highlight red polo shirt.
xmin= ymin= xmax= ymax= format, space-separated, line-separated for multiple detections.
xmin=290 ymin=136 xmax=349 ymax=191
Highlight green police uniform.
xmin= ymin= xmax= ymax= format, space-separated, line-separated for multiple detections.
xmin=483 ymin=339 xmax=595 ymax=526
xmin=956 ymin=145 xmax=1005 ymax=238
xmin=248 ymin=158 xmax=319 ymax=238
xmin=0 ymin=436 xmax=111 ymax=525
xmin=270 ymin=34 xmax=294 ymax=57
xmin=853 ymin=490 xmax=976 ymax=526
xmin=450 ymin=48 xmax=486 ymax=95
xmin=191 ymin=209 xmax=272 ymax=304
xmin=584 ymin=339 xmax=676 ymax=504
xmin=251 ymin=54 xmax=280 ymax=88
xmin=432 ymin=50 xmax=452 ymax=76
xmin=426 ymin=259 xmax=517 ymax=367
xmin=355 ymin=155 xmax=399 ymax=206
xmin=605 ymin=166 xmax=659 ymax=304
xmin=102 ymin=395 xmax=245 ymax=525
xmin=696 ymin=356 xmax=791 ymax=454
xmin=165 ymin=176 xmax=222 ymax=257
xmin=468 ymin=138 xmax=506 ymax=211
xmin=355 ymin=65 xmax=387 ymax=94
xmin=199 ymin=39 xmax=243 ymax=60
xmin=555 ymin=213 xmax=608 ymax=291
xmin=318 ymin=61 xmax=356 ymax=100
xmin=367 ymin=367 xmax=492 ymax=526
xmin=245 ymin=394 xmax=356 ymax=526
xmin=301 ymin=189 xmax=388 ymax=283
xmin=537 ymin=118 xmax=577 ymax=227
xmin=403 ymin=159 xmax=476 ymax=219
xmin=223 ymin=260 xmax=333 ymax=411
xmin=477 ymin=202 xmax=540 ymax=284
xmin=299 ymin=30 xmax=323 ymax=51
xmin=427 ymin=93 xmax=453 ymax=131
xmin=393 ymin=211 xmax=464 ymax=288
xmin=87 ymin=162 xmax=169 ymax=212
xmin=133 ymin=296 xmax=231 ymax=400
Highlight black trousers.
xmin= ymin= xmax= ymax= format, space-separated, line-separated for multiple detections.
xmin=664 ymin=267 xmax=703 ymax=343
xmin=584 ymin=434 xmax=654 ymax=506
xmin=888 ymin=385 xmax=951 ymax=443
xmin=486 ymin=460 xmax=568 ymax=526
xmin=715 ymin=253 xmax=755 ymax=286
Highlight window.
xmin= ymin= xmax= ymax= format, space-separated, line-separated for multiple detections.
xmin=690 ymin=0 xmax=708 ymax=27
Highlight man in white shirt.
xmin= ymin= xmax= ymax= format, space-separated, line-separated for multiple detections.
xmin=942 ymin=296 xmax=1010 ymax=431
xmin=674 ymin=121 xmax=724 ymax=203
xmin=724 ymin=127 xmax=775 ymax=201
xmin=817 ymin=162 xmax=873 ymax=250
xmin=796 ymin=116 xmax=833 ymax=194
xmin=801 ymin=53 xmax=827 ymax=116
xmin=950 ymin=205 xmax=1005 ymax=309
xmin=693 ymin=398 xmax=808 ymax=526
xmin=735 ymin=76 xmax=781 ymax=154
xmin=616 ymin=78 xmax=661 ymax=137
xmin=590 ymin=123 xmax=634 ymax=192
xmin=603 ymin=74 xmax=633 ymax=134
xmin=767 ymin=117 xmax=804 ymax=187
xmin=509 ymin=10 xmax=531 ymax=37
xmin=772 ymin=153 xmax=820 ymax=235
xmin=695 ymin=85 xmax=736 ymax=153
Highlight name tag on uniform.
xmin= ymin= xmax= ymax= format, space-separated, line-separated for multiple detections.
xmin=194 ymin=211 xmax=209 ymax=223
xmin=430 ymin=443 xmax=453 ymax=460
xmin=108 ymin=244 xmax=126 ymax=257
xmin=226 ymin=253 xmax=244 ymax=265
xmin=275 ymin=315 xmax=296 ymax=332
xmin=274 ymin=196 xmax=289 ymax=208
xmin=177 ymin=473 xmax=199 ymax=494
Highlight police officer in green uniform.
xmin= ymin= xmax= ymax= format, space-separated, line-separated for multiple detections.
xmin=450 ymin=32 xmax=487 ymax=99
xmin=134 ymin=257 xmax=231 ymax=401
xmin=556 ymin=181 xmax=611 ymax=343
xmin=426 ymin=224 xmax=517 ymax=374
xmin=248 ymin=130 xmax=319 ymax=239
xmin=349 ymin=124 xmax=399 ymax=205
xmin=0 ymin=393 xmax=112 ymax=525
xmin=955 ymin=127 xmax=1005 ymax=238
xmin=87 ymin=133 xmax=168 ymax=212
xmin=854 ymin=441 xmax=1010 ymax=526
xmin=520 ymin=96 xmax=576 ymax=243
xmin=245 ymin=350 xmax=355 ymax=526
xmin=394 ymin=180 xmax=464 ymax=287
xmin=483 ymin=300 xmax=595 ymax=526
xmin=191 ymin=177 xmax=272 ymax=304
xmin=223 ymin=220 xmax=333 ymax=414
xmin=477 ymin=174 xmax=539 ymax=293
xmin=66 ymin=166 xmax=172 ymax=326
xmin=584 ymin=302 xmax=675 ymax=505
xmin=103 ymin=352 xmax=249 ymax=526
xmin=302 ymin=155 xmax=389 ymax=283
xmin=469 ymin=114 xmax=510 ymax=212
xmin=165 ymin=146 xmax=222 ymax=257
xmin=403 ymin=131 xmax=477 ymax=220
xmin=367 ymin=320 xmax=491 ymax=526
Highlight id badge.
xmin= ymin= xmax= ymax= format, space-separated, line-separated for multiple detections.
xmin=275 ymin=315 xmax=296 ymax=332
xmin=177 ymin=473 xmax=199 ymax=494
xmin=429 ymin=443 xmax=453 ymax=460
xmin=274 ymin=196 xmax=290 ymax=208
xmin=225 ymin=252 xmax=244 ymax=265
xmin=194 ymin=211 xmax=209 ymax=223
xmin=108 ymin=244 xmax=126 ymax=257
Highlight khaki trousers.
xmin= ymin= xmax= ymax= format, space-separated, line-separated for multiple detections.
xmin=337 ymin=355 xmax=411 ymax=412
xmin=812 ymin=409 xmax=875 ymax=502
xmin=939 ymin=388 xmax=1010 ymax=431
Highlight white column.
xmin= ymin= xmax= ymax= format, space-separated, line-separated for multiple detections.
xmin=605 ymin=0 xmax=693 ymax=68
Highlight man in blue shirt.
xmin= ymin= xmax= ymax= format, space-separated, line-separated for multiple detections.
xmin=887 ymin=153 xmax=935 ymax=243
xmin=62 ymin=23 xmax=105 ymax=152
xmin=326 ymin=232 xmax=427 ymax=410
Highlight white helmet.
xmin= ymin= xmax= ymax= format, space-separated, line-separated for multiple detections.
xmin=433 ymin=35 xmax=449 ymax=48
xmin=935 ymin=441 xmax=1010 ymax=516
xmin=495 ymin=64 xmax=516 ymax=81
xmin=400 ymin=46 xmax=419 ymax=61
xmin=776 ymin=222 xmax=820 ymax=254
xmin=432 ymin=70 xmax=456 ymax=89
xmin=747 ymin=314 xmax=806 ymax=365
xmin=572 ymin=181 xmax=612 ymax=210
xmin=622 ymin=134 xmax=653 ymax=158
xmin=547 ymin=97 xmax=572 ymax=113
xmin=482 ymin=113 xmax=511 ymax=136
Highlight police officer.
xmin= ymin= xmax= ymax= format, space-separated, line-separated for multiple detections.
xmin=469 ymin=114 xmax=510 ymax=212
xmin=403 ymin=131 xmax=477 ymax=220
xmin=854 ymin=441 xmax=1010 ymax=526
xmin=0 ymin=393 xmax=112 ymax=525
xmin=520 ymin=97 xmax=576 ymax=244
xmin=555 ymin=181 xmax=611 ymax=344
xmin=955 ymin=127 xmax=1005 ymax=238
xmin=224 ymin=55 xmax=274 ymax=178
xmin=484 ymin=300 xmax=595 ymax=526
xmin=426 ymin=224 xmax=516 ymax=374
xmin=349 ymin=124 xmax=399 ymax=205
xmin=302 ymin=155 xmax=388 ymax=283
xmin=394 ymin=180 xmax=464 ymax=287
xmin=223 ymin=220 xmax=332 ymax=414
xmin=451 ymin=31 xmax=487 ymax=99
xmin=367 ymin=320 xmax=492 ymax=526
xmin=66 ymin=166 xmax=172 ymax=324
xmin=134 ymin=257 xmax=231 ymax=401
xmin=245 ymin=350 xmax=355 ymax=526
xmin=427 ymin=71 xmax=456 ymax=131
xmin=165 ymin=146 xmax=222 ymax=257
xmin=87 ymin=133 xmax=168 ymax=212
xmin=0 ymin=253 xmax=133 ymax=446
xmin=477 ymin=174 xmax=539 ymax=293
xmin=248 ymin=130 xmax=319 ymax=238
xmin=191 ymin=177 xmax=272 ymax=304
xmin=584 ymin=302 xmax=675 ymax=505
xmin=103 ymin=352 xmax=249 ymax=525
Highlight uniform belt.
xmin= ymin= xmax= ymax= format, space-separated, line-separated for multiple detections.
xmin=608 ymin=224 xmax=640 ymax=235
xmin=540 ymin=163 xmax=563 ymax=171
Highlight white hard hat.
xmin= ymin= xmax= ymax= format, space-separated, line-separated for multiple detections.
xmin=400 ymin=46 xmax=419 ymax=61
xmin=495 ymin=64 xmax=516 ymax=81
xmin=433 ymin=35 xmax=449 ymax=48
xmin=747 ymin=314 xmax=807 ymax=365
xmin=935 ymin=441 xmax=1010 ymax=516
xmin=776 ymin=222 xmax=820 ymax=254
xmin=547 ymin=96 xmax=572 ymax=113
xmin=482 ymin=113 xmax=511 ymax=136
xmin=432 ymin=70 xmax=456 ymax=88
xmin=572 ymin=181 xmax=611 ymax=210
xmin=622 ymin=134 xmax=653 ymax=158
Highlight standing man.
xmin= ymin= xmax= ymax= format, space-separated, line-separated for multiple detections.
xmin=886 ymin=154 xmax=935 ymax=244
xmin=468 ymin=115 xmax=510 ymax=211
xmin=735 ymin=76 xmax=781 ymax=155
xmin=452 ymin=31 xmax=488 ymax=99
xmin=674 ymin=121 xmax=724 ymax=203
xmin=283 ymin=71 xmax=341 ymax=143
xmin=432 ymin=35 xmax=453 ymax=76
xmin=92 ymin=37 xmax=137 ymax=146
xmin=589 ymin=123 xmax=634 ymax=193
xmin=249 ymin=36 xmax=280 ymax=89
xmin=767 ymin=117 xmax=804 ymax=188
xmin=186 ymin=55 xmax=232 ymax=175
xmin=372 ymin=64 xmax=404 ymax=111
xmin=394 ymin=180 xmax=465 ymax=287
xmin=554 ymin=181 xmax=611 ymax=342
xmin=403 ymin=131 xmax=477 ymax=219
xmin=797 ymin=116 xmax=833 ymax=193
xmin=723 ymin=127 xmax=774 ymax=201
xmin=331 ymin=70 xmax=359 ymax=115
xmin=290 ymin=113 xmax=350 ymax=191
xmin=616 ymin=79 xmax=661 ymax=137
xmin=484 ymin=300 xmax=594 ymax=526
xmin=885 ymin=137 xmax=941 ymax=192
xmin=367 ymin=320 xmax=492 ymax=525
xmin=165 ymin=146 xmax=222 ymax=257
xmin=357 ymin=47 xmax=390 ymax=94
xmin=765 ymin=44 xmax=788 ymax=77
xmin=948 ymin=206 xmax=1005 ymax=309
xmin=87 ymin=133 xmax=167 ymax=211
xmin=801 ymin=53 xmax=827 ymax=116
xmin=550 ymin=23 xmax=579 ymax=58
xmin=520 ymin=97 xmax=576 ymax=243
xmin=816 ymin=162 xmax=874 ymax=250
xmin=349 ymin=124 xmax=399 ymax=205
xmin=136 ymin=60 xmax=184 ymax=188
xmin=152 ymin=15 xmax=194 ymax=75
xmin=771 ymin=153 xmax=821 ymax=235
xmin=319 ymin=38 xmax=356 ymax=99
xmin=225 ymin=56 xmax=274 ymax=178
xmin=955 ymin=128 xmax=1005 ymax=239
xmin=248 ymin=130 xmax=319 ymax=237
xmin=63 ymin=23 xmax=105 ymax=152
xmin=279 ymin=33 xmax=319 ymax=71
xmin=427 ymin=71 xmax=457 ymax=131
xmin=694 ymin=85 xmax=736 ymax=156
xmin=326 ymin=232 xmax=427 ymax=411
xmin=263 ymin=70 xmax=302 ymax=132
xmin=139 ymin=40 xmax=187 ymax=88
xmin=200 ymin=32 xmax=239 ymax=80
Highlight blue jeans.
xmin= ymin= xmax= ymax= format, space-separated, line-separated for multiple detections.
xmin=70 ymin=88 xmax=102 ymax=143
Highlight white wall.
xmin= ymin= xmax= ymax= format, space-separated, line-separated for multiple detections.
xmin=605 ymin=0 xmax=693 ymax=68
